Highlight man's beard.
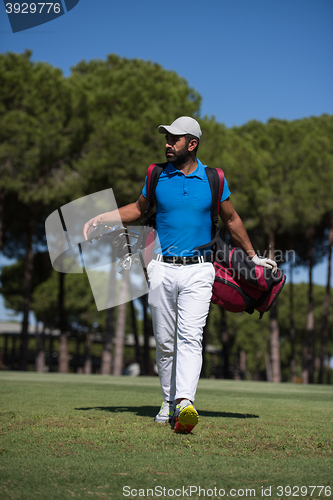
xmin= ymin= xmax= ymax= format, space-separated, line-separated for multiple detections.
xmin=165 ymin=145 xmax=190 ymax=166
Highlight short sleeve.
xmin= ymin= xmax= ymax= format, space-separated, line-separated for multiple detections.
xmin=220 ymin=177 xmax=231 ymax=202
xmin=142 ymin=176 xmax=148 ymax=199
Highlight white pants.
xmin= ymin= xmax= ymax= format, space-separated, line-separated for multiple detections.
xmin=147 ymin=260 xmax=215 ymax=402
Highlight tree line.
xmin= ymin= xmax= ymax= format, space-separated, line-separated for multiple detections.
xmin=0 ymin=50 xmax=332 ymax=382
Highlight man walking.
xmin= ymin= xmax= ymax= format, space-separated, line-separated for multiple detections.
xmin=84 ymin=116 xmax=276 ymax=433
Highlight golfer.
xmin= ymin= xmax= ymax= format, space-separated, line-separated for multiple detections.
xmin=83 ymin=117 xmax=276 ymax=433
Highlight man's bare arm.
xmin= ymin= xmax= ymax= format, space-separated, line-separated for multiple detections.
xmin=219 ymin=198 xmax=256 ymax=259
xmin=83 ymin=195 xmax=148 ymax=240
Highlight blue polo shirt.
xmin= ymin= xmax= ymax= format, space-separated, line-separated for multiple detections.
xmin=142 ymin=159 xmax=230 ymax=257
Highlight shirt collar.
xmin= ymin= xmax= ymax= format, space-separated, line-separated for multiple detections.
xmin=165 ymin=159 xmax=205 ymax=179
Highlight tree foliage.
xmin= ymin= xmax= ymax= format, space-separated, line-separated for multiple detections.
xmin=69 ymin=54 xmax=201 ymax=205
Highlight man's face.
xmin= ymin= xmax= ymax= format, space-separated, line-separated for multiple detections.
xmin=165 ymin=133 xmax=189 ymax=165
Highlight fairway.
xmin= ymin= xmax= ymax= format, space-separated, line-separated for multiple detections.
xmin=0 ymin=372 xmax=332 ymax=500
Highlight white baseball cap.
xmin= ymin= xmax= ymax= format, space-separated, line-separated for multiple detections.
xmin=158 ymin=116 xmax=202 ymax=140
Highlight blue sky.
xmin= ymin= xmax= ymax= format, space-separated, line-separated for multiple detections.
xmin=0 ymin=0 xmax=333 ymax=321
xmin=1 ymin=0 xmax=332 ymax=126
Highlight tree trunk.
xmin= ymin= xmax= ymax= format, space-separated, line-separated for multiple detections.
xmin=327 ymin=351 xmax=332 ymax=385
xmin=234 ymin=349 xmax=241 ymax=380
xmin=101 ymin=308 xmax=114 ymax=375
xmin=289 ymin=261 xmax=297 ymax=383
xmin=58 ymin=333 xmax=69 ymax=373
xmin=11 ymin=335 xmax=17 ymax=369
xmin=3 ymin=335 xmax=9 ymax=367
xmin=220 ymin=306 xmax=230 ymax=379
xmin=141 ymin=293 xmax=151 ymax=375
xmin=255 ymin=351 xmax=262 ymax=381
xmin=201 ymin=310 xmax=211 ymax=378
xmin=83 ymin=332 xmax=92 ymax=374
xmin=268 ymin=231 xmax=281 ymax=382
xmin=318 ymin=214 xmax=333 ymax=384
xmin=101 ymin=263 xmax=116 ymax=375
xmin=234 ymin=349 xmax=246 ymax=380
xmin=48 ymin=333 xmax=54 ymax=372
xmin=112 ymin=277 xmax=128 ymax=376
xmin=240 ymin=350 xmax=246 ymax=380
xmin=265 ymin=350 xmax=273 ymax=382
xmin=303 ymin=230 xmax=315 ymax=384
xmin=130 ymin=300 xmax=143 ymax=375
xmin=58 ymin=272 xmax=69 ymax=373
xmin=19 ymin=205 xmax=37 ymax=370
xmin=75 ymin=335 xmax=81 ymax=373
xmin=270 ymin=304 xmax=281 ymax=382
xmin=35 ymin=323 xmax=45 ymax=373
xmin=0 ymin=188 xmax=4 ymax=254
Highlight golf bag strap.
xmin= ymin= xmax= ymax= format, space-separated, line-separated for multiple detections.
xmin=147 ymin=162 xmax=167 ymax=207
xmin=205 ymin=167 xmax=224 ymax=226
xmin=141 ymin=162 xmax=167 ymax=225
xmin=195 ymin=167 xmax=225 ymax=250
xmin=216 ymin=168 xmax=225 ymax=216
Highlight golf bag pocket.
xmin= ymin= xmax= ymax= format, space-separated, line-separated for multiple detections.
xmin=212 ymin=261 xmax=257 ymax=313
xmin=255 ymin=276 xmax=286 ymax=315
xmin=211 ymin=239 xmax=286 ymax=317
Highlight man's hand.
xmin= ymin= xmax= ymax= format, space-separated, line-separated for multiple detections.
xmin=83 ymin=196 xmax=147 ymax=242
xmin=83 ymin=217 xmax=100 ymax=242
xmin=251 ymin=254 xmax=278 ymax=274
xmin=86 ymin=223 xmax=112 ymax=242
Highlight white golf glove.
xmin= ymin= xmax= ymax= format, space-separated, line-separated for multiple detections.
xmin=251 ymin=254 xmax=277 ymax=274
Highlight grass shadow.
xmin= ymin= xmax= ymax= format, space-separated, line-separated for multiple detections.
xmin=74 ymin=406 xmax=259 ymax=419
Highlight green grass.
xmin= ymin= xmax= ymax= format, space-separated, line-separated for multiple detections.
xmin=0 ymin=372 xmax=332 ymax=500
